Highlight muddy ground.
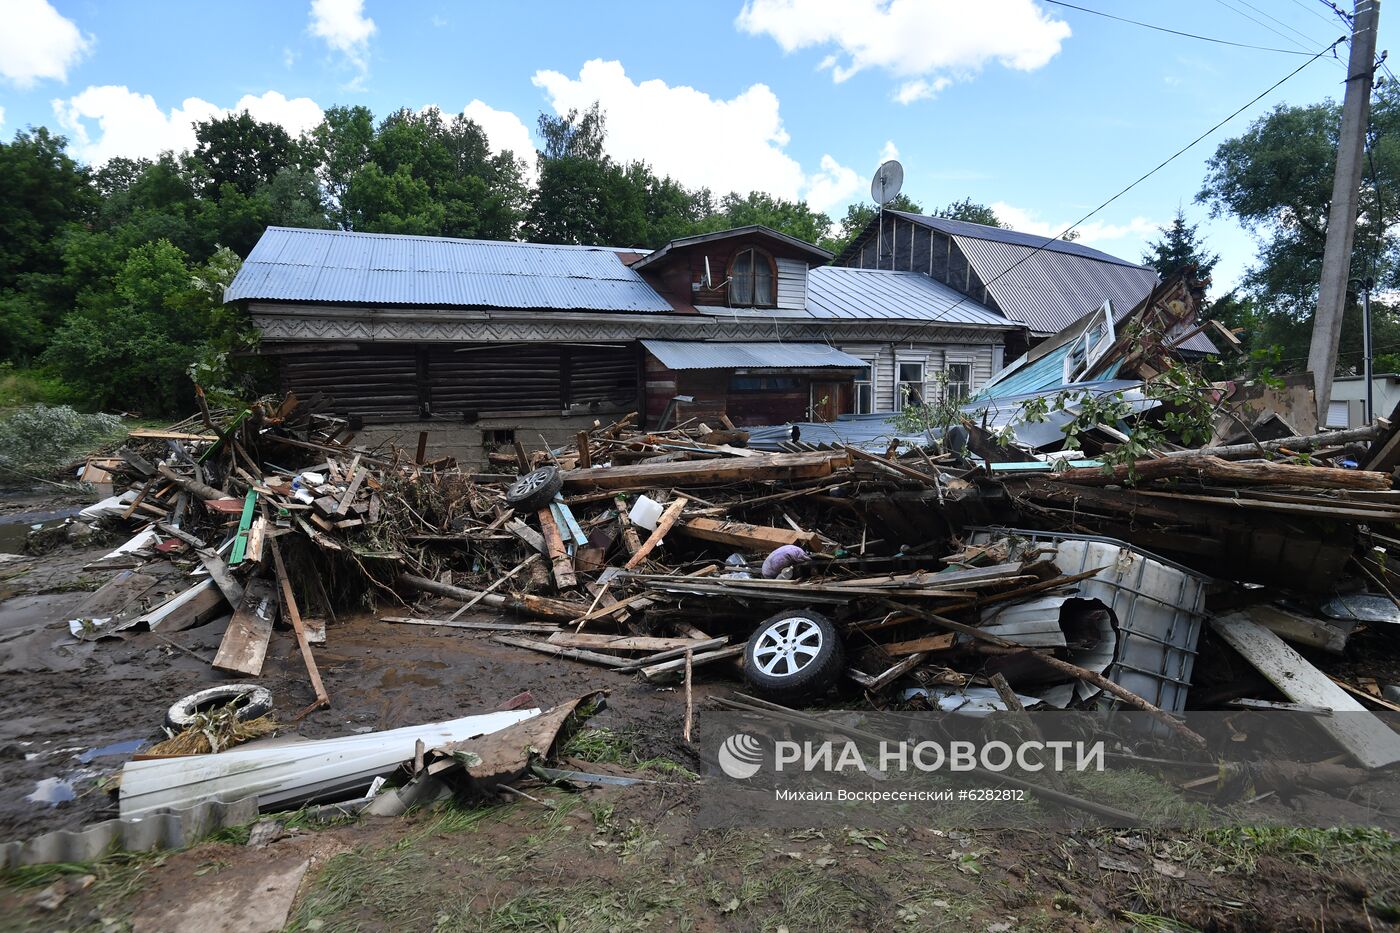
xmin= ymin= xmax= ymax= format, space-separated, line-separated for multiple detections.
xmin=2 ymin=491 xmax=1400 ymax=931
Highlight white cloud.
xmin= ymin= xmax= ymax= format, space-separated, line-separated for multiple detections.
xmin=462 ymin=99 xmax=537 ymax=182
xmin=53 ymin=87 xmax=323 ymax=163
xmin=0 ymin=0 xmax=92 ymax=88
xmin=308 ymin=0 xmax=376 ymax=86
xmin=804 ymin=154 xmax=861 ymax=212
xmin=0 ymin=107 xmax=6 ymax=129
xmin=990 ymin=201 xmax=1159 ymax=246
xmin=530 ymin=59 xmax=856 ymax=211
xmin=737 ymin=0 xmax=1069 ymax=102
xmin=879 ymin=140 xmax=899 ymax=163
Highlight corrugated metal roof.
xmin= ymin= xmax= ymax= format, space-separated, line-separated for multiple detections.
xmin=224 ymin=227 xmax=674 ymax=313
xmin=805 ymin=266 xmax=1016 ymax=328
xmin=641 ymin=340 xmax=866 ymax=370
xmin=630 ymin=224 xmax=831 ymax=271
xmin=952 ymin=235 xmax=1160 ymax=335
xmin=891 ymin=211 xmax=1149 ymax=268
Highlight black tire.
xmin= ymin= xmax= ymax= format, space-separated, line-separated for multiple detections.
xmin=743 ymin=609 xmax=845 ymax=703
xmin=165 ymin=685 xmax=273 ymax=731
xmin=505 ymin=466 xmax=563 ymax=512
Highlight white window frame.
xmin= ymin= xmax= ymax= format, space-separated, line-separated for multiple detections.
xmin=943 ymin=358 xmax=973 ymax=404
xmin=1063 ymin=300 xmax=1117 ymax=384
xmin=853 ymin=358 xmax=876 ymax=414
xmin=895 ymin=357 xmax=928 ymax=411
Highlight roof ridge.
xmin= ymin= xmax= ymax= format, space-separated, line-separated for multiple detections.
xmin=261 ymin=226 xmax=648 ymax=254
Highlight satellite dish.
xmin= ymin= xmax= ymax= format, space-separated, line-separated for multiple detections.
xmin=871 ymin=160 xmax=904 ymax=206
xmin=702 ymin=255 xmax=714 ymax=289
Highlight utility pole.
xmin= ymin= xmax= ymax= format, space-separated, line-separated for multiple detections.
xmin=1308 ymin=0 xmax=1380 ymax=423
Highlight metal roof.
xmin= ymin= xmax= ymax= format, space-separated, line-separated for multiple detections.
xmin=891 ymin=211 xmax=1149 ymax=267
xmin=224 ymin=227 xmax=674 ymax=312
xmin=805 ymin=266 xmax=1017 ymax=328
xmin=630 ymin=224 xmax=831 ymax=272
xmin=641 ymin=340 xmax=866 ymax=370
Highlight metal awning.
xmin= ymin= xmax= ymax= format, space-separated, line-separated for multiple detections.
xmin=641 ymin=340 xmax=866 ymax=371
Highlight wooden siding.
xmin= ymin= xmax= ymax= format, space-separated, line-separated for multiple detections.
xmin=775 ymin=258 xmax=808 ymax=311
xmin=280 ymin=343 xmax=638 ymax=423
xmin=847 ymin=214 xmax=998 ymax=309
xmin=835 ymin=341 xmax=997 ymax=412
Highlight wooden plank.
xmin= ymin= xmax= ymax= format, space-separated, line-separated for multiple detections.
xmin=128 ymin=429 xmax=219 ymax=442
xmin=614 ymin=636 xmax=729 ymax=672
xmin=268 ymin=531 xmax=330 ymax=710
xmin=1236 ymin=604 xmax=1352 ymax=654
xmin=576 ymin=431 xmax=593 ymax=469
xmin=562 ymin=451 xmax=849 ymax=491
xmin=491 ymin=635 xmax=629 ymax=668
xmin=640 ymin=644 xmax=745 ymax=681
xmin=675 ymin=516 xmax=819 ymax=551
xmin=197 ymin=547 xmax=245 ymax=608
xmin=212 ymin=577 xmax=279 ymax=676
xmin=614 ymin=496 xmax=643 ymax=555
xmin=381 ymin=616 xmax=562 ymax=634
xmin=545 ymin=633 xmax=700 ymax=652
xmin=1211 ymin=613 xmax=1400 ymax=768
xmin=537 ymin=508 xmax=578 ymax=589
xmin=504 ymin=519 xmax=546 ymax=554
xmin=229 ymin=491 xmax=258 ymax=565
xmin=335 ymin=461 xmax=366 ymax=515
xmin=879 ymin=632 xmax=956 ymax=656
xmin=623 ymin=497 xmax=688 ymax=570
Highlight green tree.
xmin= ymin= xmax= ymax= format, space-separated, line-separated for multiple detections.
xmin=525 ymin=106 xmax=649 ymax=246
xmin=694 ymin=191 xmax=833 ymax=246
xmin=0 ymin=128 xmax=96 ymax=360
xmin=1142 ymin=208 xmax=1219 ymax=300
xmin=309 ymin=105 xmax=375 ymax=229
xmin=1197 ymin=83 xmax=1400 ymax=374
xmin=933 ymin=198 xmax=1003 ymax=227
xmin=193 ymin=111 xmax=301 ymax=197
xmin=44 ymin=241 xmax=240 ymax=414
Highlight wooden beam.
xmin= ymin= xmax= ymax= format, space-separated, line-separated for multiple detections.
xmin=545 ymin=633 xmax=700 ymax=652
xmin=562 ymin=450 xmax=850 ymax=491
xmin=623 ymin=497 xmax=689 ymax=570
xmin=879 ymin=632 xmax=956 ymax=656
xmin=675 ymin=516 xmax=819 ymax=552
xmin=491 ymin=635 xmax=629 ymax=668
xmin=1211 ymin=613 xmax=1400 ymax=768
xmin=537 ymin=508 xmax=578 ymax=589
xmin=614 ymin=496 xmax=643 ymax=555
xmin=1055 ymin=454 xmax=1391 ymax=491
xmin=640 ymin=644 xmax=745 ymax=681
xmin=268 ymin=531 xmax=330 ymax=709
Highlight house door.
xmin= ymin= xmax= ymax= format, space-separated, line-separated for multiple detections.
xmin=809 ymin=381 xmax=849 ymax=422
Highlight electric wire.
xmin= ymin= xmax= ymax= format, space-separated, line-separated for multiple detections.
xmin=1040 ymin=0 xmax=1324 ymax=55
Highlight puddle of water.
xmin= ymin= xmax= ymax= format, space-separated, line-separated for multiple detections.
xmin=78 ymin=738 xmax=145 ymax=763
xmin=0 ymin=517 xmax=70 ymax=555
xmin=25 ymin=777 xmax=75 ymax=805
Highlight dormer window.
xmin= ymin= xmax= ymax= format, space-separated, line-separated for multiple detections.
xmin=729 ymin=248 xmax=776 ymax=307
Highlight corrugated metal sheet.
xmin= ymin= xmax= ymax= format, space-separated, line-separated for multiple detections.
xmin=805 ymin=266 xmax=1015 ymax=328
xmin=891 ymin=211 xmax=1151 ymax=267
xmin=953 ymin=235 xmax=1160 ymax=335
xmin=225 ymin=227 xmax=674 ymax=312
xmin=641 ymin=340 xmax=866 ymax=370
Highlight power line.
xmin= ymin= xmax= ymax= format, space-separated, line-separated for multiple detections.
xmin=1212 ymin=0 xmax=1319 ymax=52
xmin=1040 ymin=0 xmax=1324 ymax=55
xmin=1233 ymin=0 xmax=1334 ymax=50
xmin=1288 ymin=0 xmax=1351 ymax=31
xmin=905 ymin=37 xmax=1346 ymax=332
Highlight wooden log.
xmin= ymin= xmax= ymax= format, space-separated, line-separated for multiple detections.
xmin=129 ymin=429 xmax=219 ymax=442
xmin=445 ymin=554 xmax=539 ymax=621
xmin=1055 ymin=454 xmax=1391 ymax=491
xmin=157 ymin=463 xmax=226 ymax=502
xmin=380 ymin=616 xmax=562 ymax=634
xmin=675 ymin=517 xmax=819 ymax=552
xmin=623 ymin=497 xmax=689 ymax=570
xmin=212 ymin=577 xmax=279 ymax=676
xmin=576 ymin=431 xmax=593 ymax=469
xmin=490 ymin=635 xmax=629 ymax=668
xmin=1160 ymin=423 xmax=1381 ymax=461
xmin=545 ymin=633 xmax=699 ymax=652
xmin=613 ymin=636 xmax=729 ymax=672
xmin=397 ymin=572 xmax=589 ymax=624
xmin=614 ymin=496 xmax=643 ymax=556
xmin=562 ymin=450 xmax=850 ymax=491
xmin=537 ymin=508 xmax=578 ymax=589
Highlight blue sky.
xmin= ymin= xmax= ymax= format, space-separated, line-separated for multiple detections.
xmin=0 ymin=0 xmax=1389 ymax=292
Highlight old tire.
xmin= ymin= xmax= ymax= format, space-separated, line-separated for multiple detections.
xmin=165 ymin=685 xmax=273 ymax=731
xmin=743 ymin=609 xmax=844 ymax=703
xmin=505 ymin=466 xmax=563 ymax=512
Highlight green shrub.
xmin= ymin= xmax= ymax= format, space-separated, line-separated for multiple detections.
xmin=0 ymin=403 xmax=124 ymax=479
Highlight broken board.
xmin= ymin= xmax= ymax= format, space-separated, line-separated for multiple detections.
xmin=1211 ymin=613 xmax=1400 ymax=768
xmin=212 ymin=577 xmax=279 ymax=676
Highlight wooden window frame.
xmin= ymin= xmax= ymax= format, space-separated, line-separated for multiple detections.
xmin=728 ymin=247 xmax=778 ymax=308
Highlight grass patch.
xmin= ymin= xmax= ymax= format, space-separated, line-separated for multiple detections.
xmin=561 ymin=727 xmax=697 ymax=780
xmin=466 ymin=879 xmax=684 ymax=933
xmin=0 ymin=848 xmax=169 ymax=931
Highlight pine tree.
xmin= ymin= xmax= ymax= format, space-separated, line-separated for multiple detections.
xmin=1143 ymin=208 xmax=1218 ymax=297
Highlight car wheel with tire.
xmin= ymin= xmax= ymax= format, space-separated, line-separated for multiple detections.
xmin=743 ymin=609 xmax=844 ymax=703
xmin=165 ymin=684 xmax=274 ymax=731
xmin=505 ymin=466 xmax=563 ymax=512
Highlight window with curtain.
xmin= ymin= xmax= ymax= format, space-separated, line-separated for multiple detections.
xmin=729 ymin=248 xmax=776 ymax=307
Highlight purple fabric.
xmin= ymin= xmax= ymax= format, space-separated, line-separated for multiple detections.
xmin=761 ymin=545 xmax=810 ymax=579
